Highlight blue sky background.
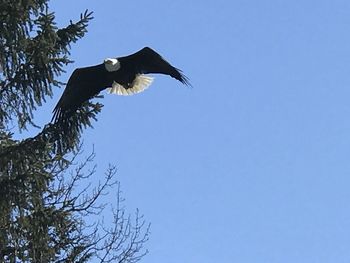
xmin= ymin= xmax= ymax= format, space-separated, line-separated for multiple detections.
xmin=27 ymin=0 xmax=350 ymax=262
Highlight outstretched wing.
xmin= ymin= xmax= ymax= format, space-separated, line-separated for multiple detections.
xmin=118 ymin=47 xmax=191 ymax=86
xmin=52 ymin=64 xmax=111 ymax=122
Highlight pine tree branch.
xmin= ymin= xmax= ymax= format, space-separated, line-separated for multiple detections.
xmin=0 ymin=8 xmax=93 ymax=130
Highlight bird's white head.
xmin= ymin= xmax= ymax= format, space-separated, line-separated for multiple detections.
xmin=104 ymin=58 xmax=121 ymax=72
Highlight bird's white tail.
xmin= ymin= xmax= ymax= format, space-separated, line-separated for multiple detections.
xmin=107 ymin=74 xmax=154 ymax=96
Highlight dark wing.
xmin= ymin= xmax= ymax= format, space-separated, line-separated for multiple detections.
xmin=118 ymin=47 xmax=191 ymax=86
xmin=52 ymin=64 xmax=112 ymax=122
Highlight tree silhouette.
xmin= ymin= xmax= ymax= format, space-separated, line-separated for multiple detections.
xmin=0 ymin=1 xmax=149 ymax=262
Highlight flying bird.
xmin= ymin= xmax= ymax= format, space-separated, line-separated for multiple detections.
xmin=52 ymin=47 xmax=191 ymax=122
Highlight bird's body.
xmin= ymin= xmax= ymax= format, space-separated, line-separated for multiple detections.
xmin=52 ymin=47 xmax=190 ymax=122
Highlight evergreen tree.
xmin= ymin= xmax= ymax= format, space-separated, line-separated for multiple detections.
xmin=0 ymin=1 xmax=149 ymax=262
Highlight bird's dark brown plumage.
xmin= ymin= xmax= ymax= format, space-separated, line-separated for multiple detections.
xmin=52 ymin=47 xmax=191 ymax=122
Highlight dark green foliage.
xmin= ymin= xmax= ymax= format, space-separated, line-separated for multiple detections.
xmin=0 ymin=1 xmax=94 ymax=130
xmin=0 ymin=1 xmax=149 ymax=262
xmin=0 ymin=144 xmax=150 ymax=262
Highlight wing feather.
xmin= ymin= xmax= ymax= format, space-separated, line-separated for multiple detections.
xmin=52 ymin=64 xmax=111 ymax=122
xmin=118 ymin=47 xmax=191 ymax=86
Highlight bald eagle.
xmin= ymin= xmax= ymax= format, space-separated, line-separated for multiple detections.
xmin=52 ymin=47 xmax=191 ymax=122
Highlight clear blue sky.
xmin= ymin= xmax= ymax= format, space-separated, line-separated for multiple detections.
xmin=35 ymin=0 xmax=350 ymax=262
